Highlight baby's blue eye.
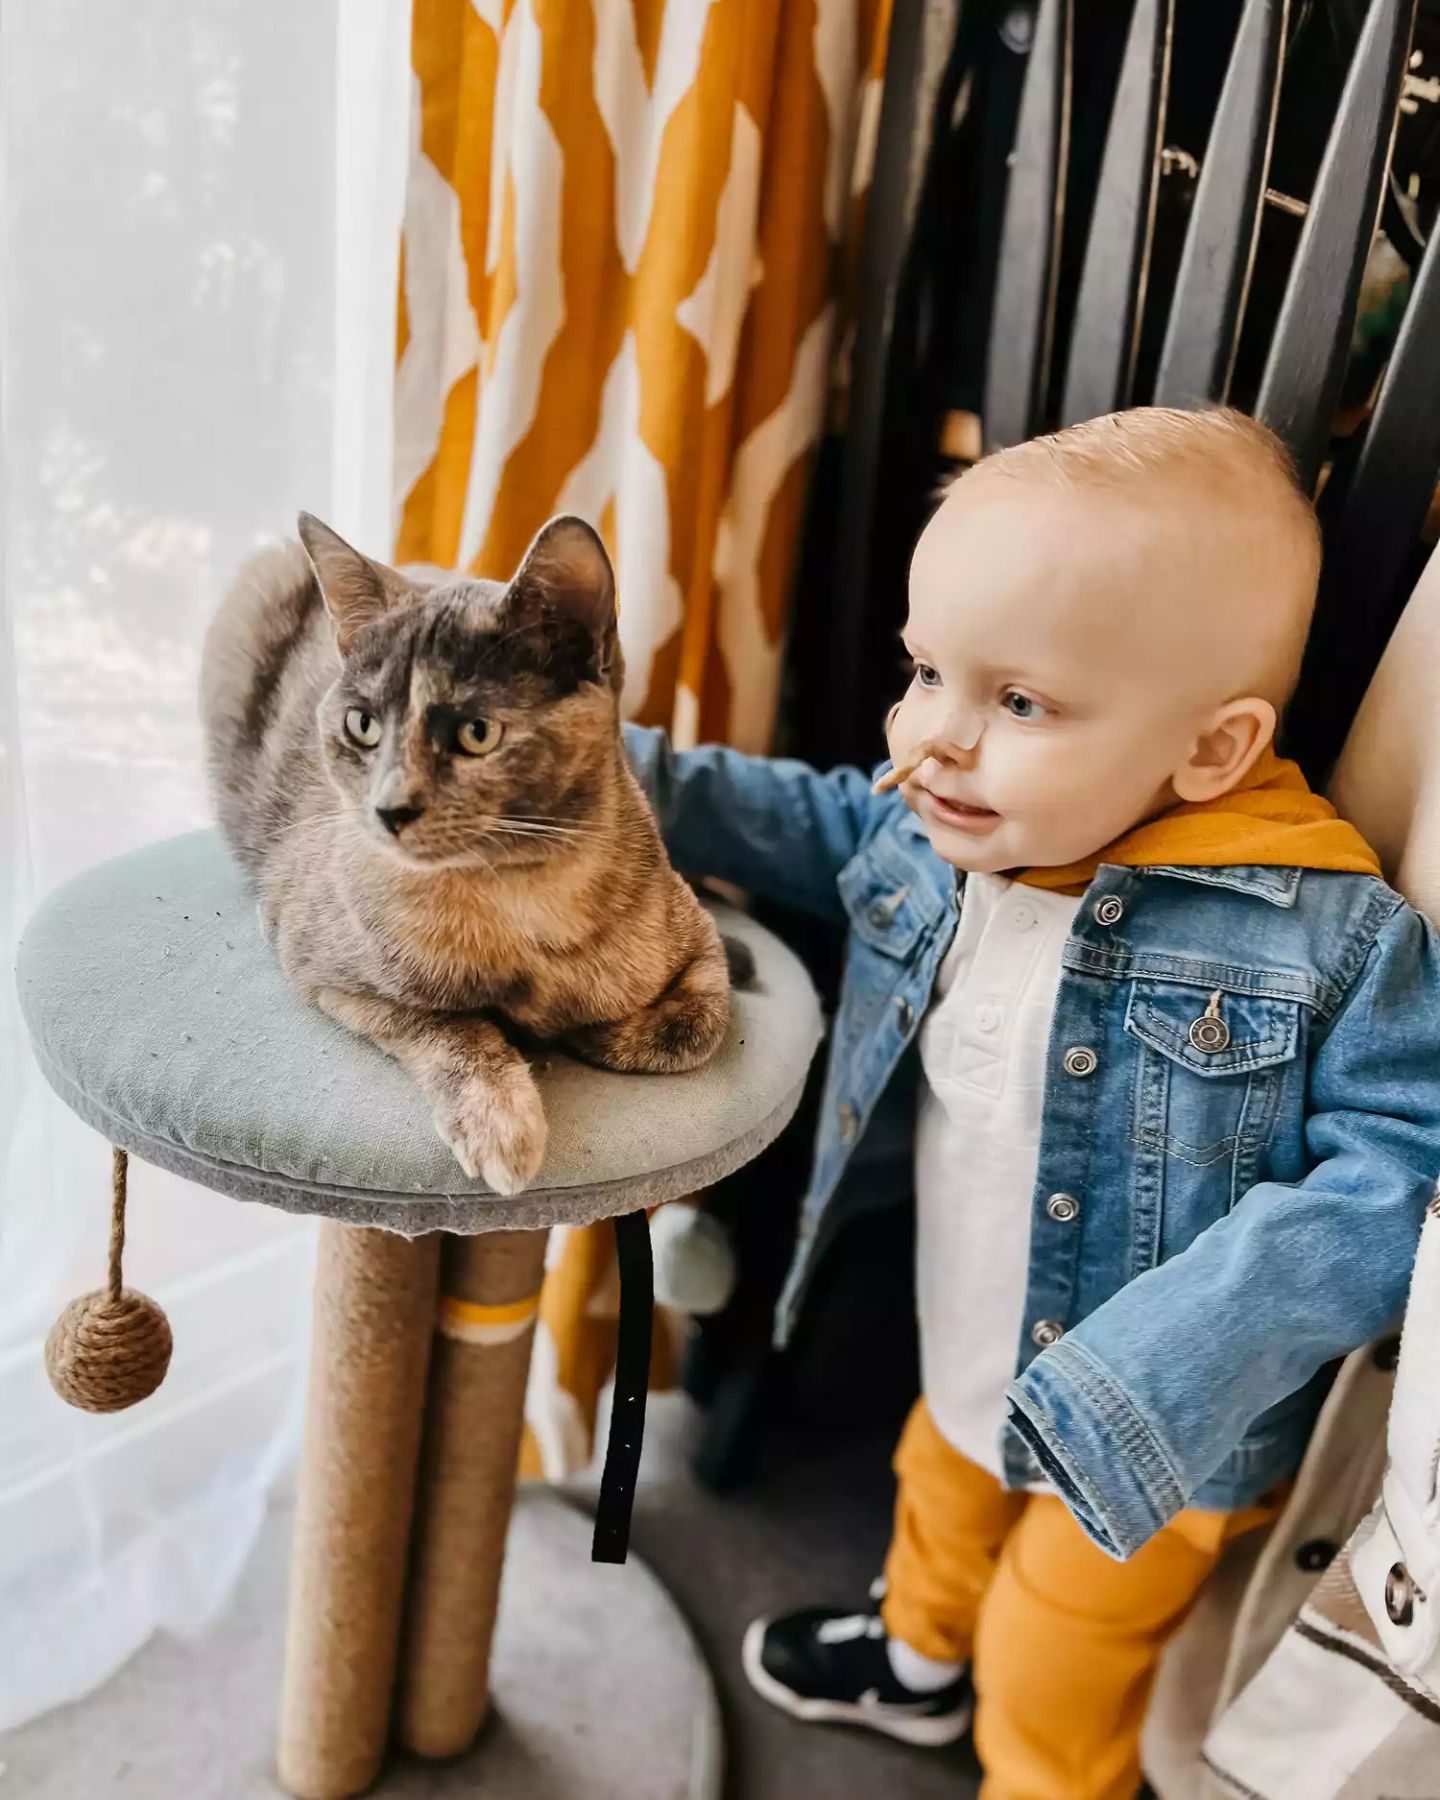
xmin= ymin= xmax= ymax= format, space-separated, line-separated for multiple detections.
xmin=914 ymin=662 xmax=941 ymax=689
xmin=1003 ymin=691 xmax=1044 ymax=720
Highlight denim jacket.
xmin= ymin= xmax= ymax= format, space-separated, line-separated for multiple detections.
xmin=625 ymin=724 xmax=1440 ymax=1559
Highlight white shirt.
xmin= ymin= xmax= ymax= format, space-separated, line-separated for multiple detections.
xmin=914 ymin=870 xmax=1083 ymax=1478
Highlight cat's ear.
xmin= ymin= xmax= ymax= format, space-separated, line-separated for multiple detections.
xmin=298 ymin=513 xmax=414 ymax=654
xmin=508 ymin=516 xmax=620 ymax=684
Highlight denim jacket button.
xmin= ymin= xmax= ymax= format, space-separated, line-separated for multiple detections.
xmin=1188 ymin=991 xmax=1231 ymax=1053
xmin=1094 ymin=896 xmax=1125 ymax=926
xmin=1385 ymin=1562 xmax=1416 ymax=1627
xmin=868 ymin=888 xmax=908 ymax=929
xmin=838 ymin=1101 xmax=859 ymax=1145
xmin=1031 ymin=1319 xmax=1064 ymax=1348
xmin=1063 ymin=1046 xmax=1098 ymax=1077
xmin=1189 ymin=1014 xmax=1231 ymax=1053
xmin=1046 ymin=1192 xmax=1080 ymax=1223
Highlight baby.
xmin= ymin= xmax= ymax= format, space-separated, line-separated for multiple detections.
xmin=625 ymin=407 xmax=1440 ymax=1799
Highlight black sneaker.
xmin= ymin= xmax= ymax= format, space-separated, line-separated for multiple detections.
xmin=741 ymin=1605 xmax=972 ymax=1747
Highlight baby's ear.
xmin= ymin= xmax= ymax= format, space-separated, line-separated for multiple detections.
xmin=1171 ymin=698 xmax=1277 ymax=802
xmin=298 ymin=513 xmax=415 ymax=653
xmin=507 ymin=515 xmax=620 ymax=683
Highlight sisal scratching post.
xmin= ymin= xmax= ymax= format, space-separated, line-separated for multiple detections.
xmin=397 ymin=1227 xmax=550 ymax=1759
xmin=277 ymin=1224 xmax=440 ymax=1800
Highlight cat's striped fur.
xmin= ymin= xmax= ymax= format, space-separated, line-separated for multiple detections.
xmin=200 ymin=515 xmax=729 ymax=1192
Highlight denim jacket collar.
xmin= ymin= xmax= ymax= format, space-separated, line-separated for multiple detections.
xmin=1143 ymin=863 xmax=1303 ymax=907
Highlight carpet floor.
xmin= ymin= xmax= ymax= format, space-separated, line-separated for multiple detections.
xmin=1 ymin=1396 xmax=981 ymax=1800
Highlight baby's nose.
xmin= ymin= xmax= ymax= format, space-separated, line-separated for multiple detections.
xmin=933 ymin=709 xmax=984 ymax=756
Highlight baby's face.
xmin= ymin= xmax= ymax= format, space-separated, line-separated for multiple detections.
xmin=889 ymin=471 xmax=1244 ymax=874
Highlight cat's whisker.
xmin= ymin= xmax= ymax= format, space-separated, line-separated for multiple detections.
xmin=488 ymin=823 xmax=589 ymax=844
xmin=273 ymin=805 xmax=351 ymax=831
xmin=267 ymin=809 xmax=355 ymax=847
xmin=498 ymin=814 xmax=604 ymax=838
xmin=266 ymin=820 xmax=340 ymax=850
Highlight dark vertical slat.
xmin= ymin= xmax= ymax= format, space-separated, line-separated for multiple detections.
xmin=1152 ymin=0 xmax=1287 ymax=407
xmin=815 ymin=0 xmax=929 ymax=764
xmin=1255 ymin=0 xmax=1415 ymax=490
xmin=1282 ymin=227 xmax=1440 ymax=782
xmin=1058 ymin=0 xmax=1174 ymax=425
xmin=983 ymin=0 xmax=1073 ymax=449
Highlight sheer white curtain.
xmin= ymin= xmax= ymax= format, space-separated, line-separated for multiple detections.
xmin=0 ymin=0 xmax=409 ymax=1730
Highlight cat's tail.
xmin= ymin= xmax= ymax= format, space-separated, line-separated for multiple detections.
xmin=200 ymin=539 xmax=324 ymax=865
xmin=721 ymin=934 xmax=756 ymax=988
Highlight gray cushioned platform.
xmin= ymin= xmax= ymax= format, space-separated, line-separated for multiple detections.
xmin=15 ymin=831 xmax=823 ymax=1235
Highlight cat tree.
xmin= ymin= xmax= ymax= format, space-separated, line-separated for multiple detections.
xmin=17 ymin=828 xmax=822 ymax=1799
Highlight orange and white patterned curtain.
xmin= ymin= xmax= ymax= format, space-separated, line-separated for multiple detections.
xmin=394 ymin=0 xmax=889 ymax=753
xmin=395 ymin=0 xmax=891 ymax=1476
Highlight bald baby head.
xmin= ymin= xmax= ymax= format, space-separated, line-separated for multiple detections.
xmin=889 ymin=407 xmax=1323 ymax=874
xmin=951 ymin=406 xmax=1321 ymax=715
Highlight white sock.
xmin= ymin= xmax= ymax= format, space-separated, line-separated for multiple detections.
xmin=649 ymin=1202 xmax=736 ymax=1315
xmin=887 ymin=1636 xmax=963 ymax=1693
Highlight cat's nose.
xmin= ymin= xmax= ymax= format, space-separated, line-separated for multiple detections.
xmin=377 ymin=803 xmax=424 ymax=836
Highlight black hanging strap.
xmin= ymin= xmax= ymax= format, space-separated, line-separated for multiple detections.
xmin=591 ymin=1208 xmax=653 ymax=1564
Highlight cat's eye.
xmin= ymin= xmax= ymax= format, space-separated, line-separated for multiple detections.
xmin=456 ymin=718 xmax=504 ymax=757
xmin=344 ymin=707 xmax=382 ymax=748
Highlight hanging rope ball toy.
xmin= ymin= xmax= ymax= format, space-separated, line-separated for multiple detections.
xmin=44 ymin=1148 xmax=173 ymax=1412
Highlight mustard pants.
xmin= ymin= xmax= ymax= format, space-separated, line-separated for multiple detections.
xmin=880 ymin=1401 xmax=1275 ymax=1800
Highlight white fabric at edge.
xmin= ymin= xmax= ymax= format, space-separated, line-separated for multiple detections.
xmin=0 ymin=0 xmax=407 ymax=1731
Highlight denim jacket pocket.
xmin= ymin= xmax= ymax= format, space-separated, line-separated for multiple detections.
xmin=837 ymin=837 xmax=934 ymax=962
xmin=1124 ymin=978 xmax=1304 ymax=1258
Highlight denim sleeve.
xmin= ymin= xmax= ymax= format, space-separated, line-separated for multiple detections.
xmin=622 ymin=722 xmax=881 ymax=924
xmin=1007 ymin=898 xmax=1440 ymax=1560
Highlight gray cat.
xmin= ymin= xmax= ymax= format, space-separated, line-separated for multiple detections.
xmin=200 ymin=514 xmax=729 ymax=1193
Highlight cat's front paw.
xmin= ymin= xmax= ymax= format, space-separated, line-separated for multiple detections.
xmin=433 ymin=1066 xmax=548 ymax=1195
